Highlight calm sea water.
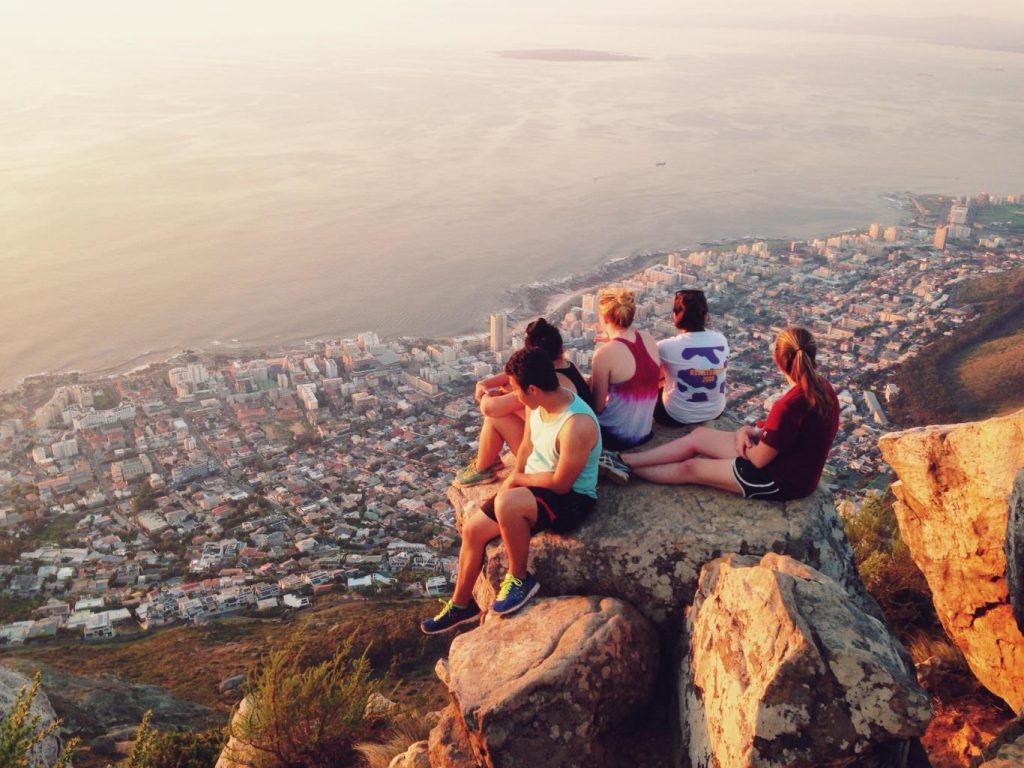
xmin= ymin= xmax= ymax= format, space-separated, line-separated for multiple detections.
xmin=1 ymin=27 xmax=1022 ymax=389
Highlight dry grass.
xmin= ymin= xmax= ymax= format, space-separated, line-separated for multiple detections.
xmin=355 ymin=713 xmax=433 ymax=768
xmin=952 ymin=326 xmax=1024 ymax=418
xmin=905 ymin=632 xmax=968 ymax=668
xmin=9 ymin=597 xmax=451 ymax=715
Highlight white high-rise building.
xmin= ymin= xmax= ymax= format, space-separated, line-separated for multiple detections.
xmin=489 ymin=313 xmax=507 ymax=353
xmin=187 ymin=362 xmax=209 ymax=385
xmin=296 ymin=383 xmax=319 ymax=412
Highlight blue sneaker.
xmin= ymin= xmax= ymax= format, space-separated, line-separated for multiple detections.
xmin=490 ymin=572 xmax=540 ymax=615
xmin=420 ymin=598 xmax=481 ymax=635
xmin=598 ymin=450 xmax=631 ymax=485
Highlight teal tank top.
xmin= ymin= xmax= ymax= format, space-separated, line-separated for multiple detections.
xmin=524 ymin=391 xmax=602 ymax=498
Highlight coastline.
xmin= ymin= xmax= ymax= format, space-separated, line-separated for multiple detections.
xmin=2 ymin=193 xmax=918 ymax=396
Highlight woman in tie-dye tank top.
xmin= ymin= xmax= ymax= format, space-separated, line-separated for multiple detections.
xmin=589 ymin=288 xmax=661 ymax=450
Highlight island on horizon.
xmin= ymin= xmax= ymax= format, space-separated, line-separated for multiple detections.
xmin=496 ymin=49 xmax=645 ymax=62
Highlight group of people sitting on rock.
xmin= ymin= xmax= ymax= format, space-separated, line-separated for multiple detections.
xmin=421 ymin=287 xmax=840 ymax=635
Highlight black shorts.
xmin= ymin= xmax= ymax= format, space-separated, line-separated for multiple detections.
xmin=653 ymin=397 xmax=689 ymax=427
xmin=732 ymin=458 xmax=784 ymax=500
xmin=481 ymin=487 xmax=596 ymax=534
xmin=653 ymin=390 xmax=725 ymax=427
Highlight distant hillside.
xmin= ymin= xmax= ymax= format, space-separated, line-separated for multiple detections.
xmin=5 ymin=597 xmax=451 ymax=738
xmin=889 ymin=266 xmax=1024 ymax=426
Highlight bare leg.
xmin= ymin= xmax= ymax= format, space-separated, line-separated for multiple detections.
xmin=494 ymin=487 xmax=538 ymax=579
xmin=475 ymin=413 xmax=526 ymax=471
xmin=451 ymin=511 xmax=501 ymax=605
xmin=623 ymin=426 xmax=738 ymax=468
xmin=633 ymin=456 xmax=742 ymax=494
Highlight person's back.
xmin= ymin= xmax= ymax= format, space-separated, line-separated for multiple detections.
xmin=590 ymin=289 xmax=660 ymax=450
xmin=658 ymin=329 xmax=729 ymax=423
xmin=655 ymin=289 xmax=728 ymax=426
xmin=526 ymin=391 xmax=600 ymax=499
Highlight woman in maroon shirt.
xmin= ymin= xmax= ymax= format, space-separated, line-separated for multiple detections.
xmin=599 ymin=327 xmax=839 ymax=501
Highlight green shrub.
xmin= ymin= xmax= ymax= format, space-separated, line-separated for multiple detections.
xmin=119 ymin=711 xmax=225 ymax=768
xmin=0 ymin=672 xmax=78 ymax=768
xmin=226 ymin=635 xmax=382 ymax=768
xmin=842 ymin=490 xmax=937 ymax=634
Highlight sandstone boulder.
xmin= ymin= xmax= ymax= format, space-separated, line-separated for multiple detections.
xmin=451 ymin=459 xmax=876 ymax=632
xmin=879 ymin=409 xmax=1024 ymax=711
xmin=681 ymin=553 xmax=931 ymax=768
xmin=0 ymin=666 xmax=63 ymax=768
xmin=441 ymin=595 xmax=657 ymax=768
xmin=978 ymin=718 xmax=1024 ymax=768
xmin=389 ymin=739 xmax=430 ymax=768
xmin=215 ymin=696 xmax=254 ymax=768
xmin=428 ymin=704 xmax=482 ymax=768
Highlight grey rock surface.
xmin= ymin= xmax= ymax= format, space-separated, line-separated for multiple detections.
xmin=442 ymin=595 xmax=657 ymax=768
xmin=0 ymin=665 xmax=63 ymax=768
xmin=680 ymin=553 xmax=932 ymax=768
xmin=452 ymin=422 xmax=876 ymax=632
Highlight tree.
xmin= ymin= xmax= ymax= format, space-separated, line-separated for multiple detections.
xmin=226 ymin=636 xmax=382 ymax=768
xmin=0 ymin=672 xmax=78 ymax=768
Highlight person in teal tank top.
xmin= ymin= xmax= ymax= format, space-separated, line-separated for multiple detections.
xmin=422 ymin=348 xmax=601 ymax=634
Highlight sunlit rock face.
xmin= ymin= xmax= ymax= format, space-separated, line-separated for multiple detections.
xmin=879 ymin=409 xmax=1024 ymax=712
xmin=215 ymin=697 xmax=257 ymax=768
xmin=428 ymin=704 xmax=480 ymax=768
xmin=438 ymin=595 xmax=657 ymax=768
xmin=0 ymin=667 xmax=63 ymax=768
xmin=680 ymin=554 xmax=931 ymax=768
xmin=450 ymin=445 xmax=877 ymax=634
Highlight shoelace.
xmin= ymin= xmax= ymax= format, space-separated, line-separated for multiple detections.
xmin=432 ymin=598 xmax=455 ymax=620
xmin=496 ymin=573 xmax=523 ymax=601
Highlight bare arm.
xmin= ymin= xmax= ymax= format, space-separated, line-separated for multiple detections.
xmin=474 ymin=372 xmax=510 ymax=403
xmin=742 ymin=431 xmax=779 ymax=469
xmin=479 ymin=391 xmax=522 ymax=419
xmin=510 ymin=414 xmax=597 ymax=494
xmin=589 ymin=347 xmax=612 ymax=414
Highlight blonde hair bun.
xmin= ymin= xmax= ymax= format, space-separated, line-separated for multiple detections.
xmin=598 ymin=287 xmax=637 ymax=329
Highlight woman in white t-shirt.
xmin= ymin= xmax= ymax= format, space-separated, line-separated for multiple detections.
xmin=655 ymin=288 xmax=729 ymax=426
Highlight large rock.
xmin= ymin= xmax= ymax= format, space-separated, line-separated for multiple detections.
xmin=0 ymin=666 xmax=63 ymax=768
xmin=452 ymin=425 xmax=876 ymax=631
xmin=389 ymin=740 xmax=430 ymax=768
xmin=441 ymin=595 xmax=657 ymax=768
xmin=1008 ymin=469 xmax=1024 ymax=634
xmin=680 ymin=553 xmax=931 ymax=768
xmin=879 ymin=409 xmax=1024 ymax=711
xmin=428 ymin=704 xmax=481 ymax=768
xmin=978 ymin=718 xmax=1024 ymax=768
xmin=215 ymin=696 xmax=255 ymax=768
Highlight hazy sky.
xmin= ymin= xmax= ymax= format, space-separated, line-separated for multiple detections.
xmin=3 ymin=0 xmax=1024 ymax=49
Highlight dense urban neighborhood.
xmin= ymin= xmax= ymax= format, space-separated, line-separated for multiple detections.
xmin=1 ymin=193 xmax=1021 ymax=647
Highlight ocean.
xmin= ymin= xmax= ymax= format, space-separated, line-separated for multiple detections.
xmin=1 ymin=25 xmax=1022 ymax=389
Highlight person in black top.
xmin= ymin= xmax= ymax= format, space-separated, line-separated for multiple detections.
xmin=456 ymin=318 xmax=592 ymax=487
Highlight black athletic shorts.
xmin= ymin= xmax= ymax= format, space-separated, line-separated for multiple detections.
xmin=653 ymin=390 xmax=725 ymax=427
xmin=481 ymin=486 xmax=596 ymax=534
xmin=732 ymin=457 xmax=784 ymax=500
